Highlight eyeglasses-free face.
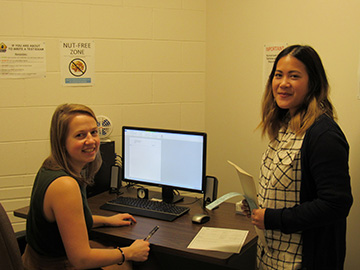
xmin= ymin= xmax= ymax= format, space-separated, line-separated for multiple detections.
xmin=272 ymin=55 xmax=309 ymax=116
xmin=65 ymin=114 xmax=100 ymax=174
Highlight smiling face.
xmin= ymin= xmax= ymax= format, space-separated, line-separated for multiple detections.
xmin=65 ymin=113 xmax=100 ymax=174
xmin=272 ymin=55 xmax=309 ymax=116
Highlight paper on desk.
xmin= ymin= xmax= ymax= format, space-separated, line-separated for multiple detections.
xmin=187 ymin=227 xmax=248 ymax=253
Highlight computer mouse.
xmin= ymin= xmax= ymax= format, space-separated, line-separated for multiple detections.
xmin=192 ymin=213 xmax=210 ymax=224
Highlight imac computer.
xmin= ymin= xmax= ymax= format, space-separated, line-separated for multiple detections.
xmin=122 ymin=126 xmax=207 ymax=203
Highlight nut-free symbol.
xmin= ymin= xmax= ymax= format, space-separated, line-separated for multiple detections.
xmin=69 ymin=58 xmax=87 ymax=77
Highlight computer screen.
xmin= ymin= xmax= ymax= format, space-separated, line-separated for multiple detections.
xmin=122 ymin=126 xmax=207 ymax=203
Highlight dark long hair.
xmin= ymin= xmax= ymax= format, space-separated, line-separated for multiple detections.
xmin=260 ymin=45 xmax=335 ymax=140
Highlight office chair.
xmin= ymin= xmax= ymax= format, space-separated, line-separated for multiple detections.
xmin=0 ymin=203 xmax=24 ymax=270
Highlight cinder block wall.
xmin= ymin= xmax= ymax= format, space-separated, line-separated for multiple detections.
xmin=0 ymin=0 xmax=206 ymax=232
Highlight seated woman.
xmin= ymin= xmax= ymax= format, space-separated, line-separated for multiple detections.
xmin=23 ymin=103 xmax=150 ymax=270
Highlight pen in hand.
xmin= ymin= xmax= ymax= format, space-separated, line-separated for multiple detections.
xmin=144 ymin=226 xmax=159 ymax=241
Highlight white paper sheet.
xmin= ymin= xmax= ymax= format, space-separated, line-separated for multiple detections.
xmin=227 ymin=160 xmax=270 ymax=254
xmin=187 ymin=227 xmax=248 ymax=253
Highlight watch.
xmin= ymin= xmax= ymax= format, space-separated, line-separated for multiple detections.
xmin=137 ymin=187 xmax=149 ymax=199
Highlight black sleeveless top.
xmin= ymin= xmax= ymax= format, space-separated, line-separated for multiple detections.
xmin=26 ymin=167 xmax=93 ymax=257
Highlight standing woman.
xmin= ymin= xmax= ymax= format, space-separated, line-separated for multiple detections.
xmin=23 ymin=104 xmax=150 ymax=269
xmin=252 ymin=45 xmax=353 ymax=269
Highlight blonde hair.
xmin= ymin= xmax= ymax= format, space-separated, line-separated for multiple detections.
xmin=259 ymin=45 xmax=336 ymax=140
xmin=42 ymin=104 xmax=102 ymax=186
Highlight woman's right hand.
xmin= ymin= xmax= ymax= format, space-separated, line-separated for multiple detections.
xmin=124 ymin=239 xmax=150 ymax=262
xmin=238 ymin=199 xmax=251 ymax=218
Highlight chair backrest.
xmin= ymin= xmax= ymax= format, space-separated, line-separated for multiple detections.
xmin=0 ymin=203 xmax=24 ymax=270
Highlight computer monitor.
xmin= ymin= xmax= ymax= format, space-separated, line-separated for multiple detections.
xmin=122 ymin=126 xmax=207 ymax=203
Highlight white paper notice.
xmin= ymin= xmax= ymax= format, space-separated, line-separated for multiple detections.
xmin=60 ymin=40 xmax=95 ymax=86
xmin=0 ymin=41 xmax=46 ymax=79
xmin=187 ymin=227 xmax=248 ymax=253
xmin=263 ymin=43 xmax=287 ymax=87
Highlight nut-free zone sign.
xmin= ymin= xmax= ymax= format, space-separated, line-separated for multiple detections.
xmin=60 ymin=40 xmax=94 ymax=86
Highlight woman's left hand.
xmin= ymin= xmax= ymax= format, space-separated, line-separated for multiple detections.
xmin=251 ymin=208 xmax=266 ymax=230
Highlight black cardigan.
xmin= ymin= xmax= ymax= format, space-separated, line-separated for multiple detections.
xmin=265 ymin=114 xmax=353 ymax=270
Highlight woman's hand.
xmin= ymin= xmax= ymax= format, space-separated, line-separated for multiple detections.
xmin=106 ymin=213 xmax=137 ymax=226
xmin=238 ymin=200 xmax=266 ymax=229
xmin=237 ymin=199 xmax=251 ymax=217
xmin=92 ymin=213 xmax=137 ymax=228
xmin=251 ymin=208 xmax=266 ymax=230
xmin=123 ymin=239 xmax=150 ymax=262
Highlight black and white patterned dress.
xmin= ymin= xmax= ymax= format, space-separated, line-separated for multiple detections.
xmin=257 ymin=127 xmax=304 ymax=270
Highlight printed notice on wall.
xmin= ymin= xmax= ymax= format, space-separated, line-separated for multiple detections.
xmin=263 ymin=43 xmax=287 ymax=87
xmin=0 ymin=41 xmax=46 ymax=79
xmin=60 ymin=40 xmax=94 ymax=86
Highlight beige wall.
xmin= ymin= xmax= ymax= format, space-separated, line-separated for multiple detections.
xmin=206 ymin=1 xmax=360 ymax=269
xmin=1 ymin=0 xmax=359 ymax=269
xmin=0 ymin=0 xmax=206 ymax=231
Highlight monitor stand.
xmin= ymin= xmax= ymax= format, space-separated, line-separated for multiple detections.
xmin=154 ymin=186 xmax=184 ymax=204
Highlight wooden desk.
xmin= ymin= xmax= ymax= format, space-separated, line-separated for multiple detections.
xmin=14 ymin=187 xmax=257 ymax=270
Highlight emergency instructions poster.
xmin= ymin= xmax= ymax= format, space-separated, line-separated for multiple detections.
xmin=0 ymin=41 xmax=46 ymax=79
xmin=60 ymin=40 xmax=94 ymax=86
